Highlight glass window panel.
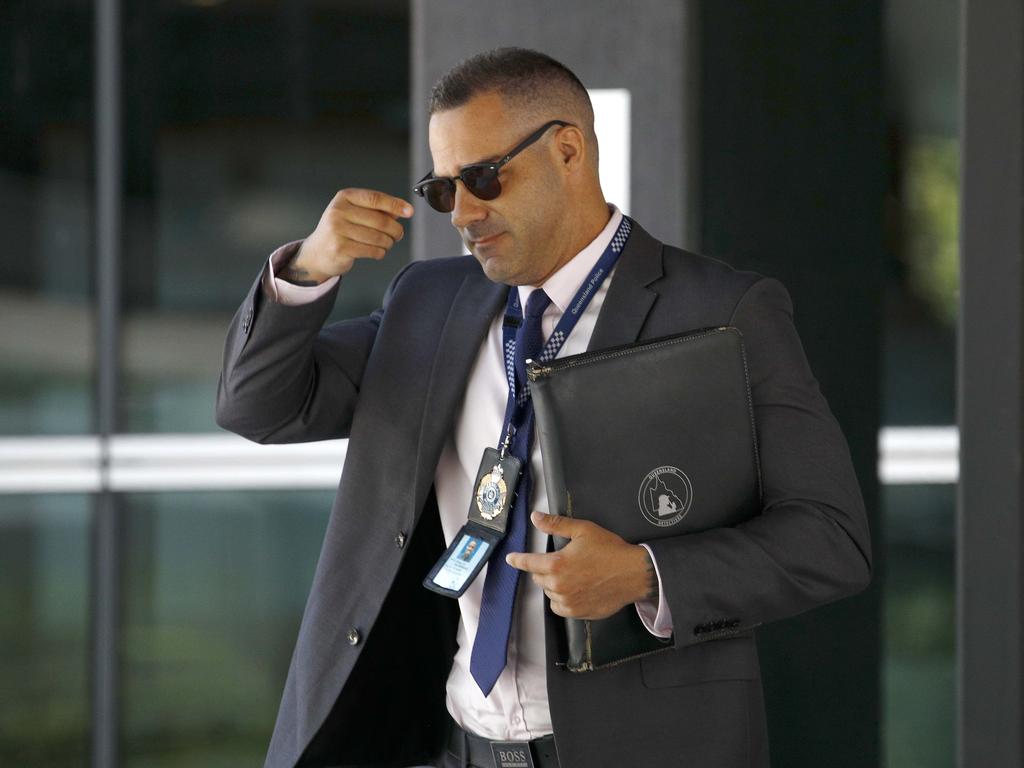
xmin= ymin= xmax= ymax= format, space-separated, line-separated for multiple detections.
xmin=881 ymin=131 xmax=958 ymax=426
xmin=882 ymin=484 xmax=955 ymax=768
xmin=0 ymin=494 xmax=91 ymax=766
xmin=118 ymin=2 xmax=410 ymax=433
xmin=883 ymin=0 xmax=959 ymax=427
xmin=0 ymin=3 xmax=94 ymax=434
xmin=120 ymin=490 xmax=333 ymax=767
xmin=882 ymin=3 xmax=958 ymax=766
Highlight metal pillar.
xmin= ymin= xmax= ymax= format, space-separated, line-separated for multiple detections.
xmin=93 ymin=0 xmax=122 ymax=764
xmin=957 ymin=0 xmax=1024 ymax=765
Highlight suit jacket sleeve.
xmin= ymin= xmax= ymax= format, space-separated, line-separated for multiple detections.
xmin=215 ymin=254 xmax=418 ymax=444
xmin=643 ymin=276 xmax=872 ymax=646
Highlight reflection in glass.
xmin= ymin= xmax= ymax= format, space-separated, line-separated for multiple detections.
xmin=882 ymin=3 xmax=958 ymax=765
xmin=118 ymin=3 xmax=411 ymax=433
xmin=120 ymin=490 xmax=332 ymax=766
xmin=0 ymin=6 xmax=94 ymax=434
xmin=882 ymin=484 xmax=954 ymax=768
xmin=0 ymin=494 xmax=91 ymax=766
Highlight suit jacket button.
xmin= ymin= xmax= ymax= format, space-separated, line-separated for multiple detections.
xmin=346 ymin=628 xmax=361 ymax=646
xmin=395 ymin=532 xmax=406 ymax=549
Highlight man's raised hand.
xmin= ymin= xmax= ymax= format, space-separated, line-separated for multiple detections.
xmin=281 ymin=188 xmax=414 ymax=285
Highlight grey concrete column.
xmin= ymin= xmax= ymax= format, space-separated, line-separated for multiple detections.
xmin=957 ymin=0 xmax=1024 ymax=765
xmin=410 ymin=0 xmax=699 ymax=261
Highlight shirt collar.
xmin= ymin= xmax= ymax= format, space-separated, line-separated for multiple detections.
xmin=517 ymin=204 xmax=623 ymax=314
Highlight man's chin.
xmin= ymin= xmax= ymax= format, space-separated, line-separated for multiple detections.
xmin=477 ymin=252 xmax=521 ymax=285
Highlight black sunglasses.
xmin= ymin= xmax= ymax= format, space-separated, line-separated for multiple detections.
xmin=413 ymin=119 xmax=572 ymax=213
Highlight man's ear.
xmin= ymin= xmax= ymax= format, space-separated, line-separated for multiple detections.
xmin=555 ymin=125 xmax=586 ymax=171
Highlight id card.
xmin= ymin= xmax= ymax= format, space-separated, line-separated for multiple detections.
xmin=422 ymin=528 xmax=496 ymax=597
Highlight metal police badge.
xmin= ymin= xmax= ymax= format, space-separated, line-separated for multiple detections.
xmin=467 ymin=446 xmax=522 ymax=534
xmin=476 ymin=464 xmax=508 ymax=521
xmin=638 ymin=465 xmax=693 ymax=527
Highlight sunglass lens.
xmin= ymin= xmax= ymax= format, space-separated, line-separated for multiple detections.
xmin=462 ymin=166 xmax=501 ymax=201
xmin=422 ymin=179 xmax=455 ymax=213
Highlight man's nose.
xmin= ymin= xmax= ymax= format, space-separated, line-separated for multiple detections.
xmin=450 ymin=182 xmax=487 ymax=230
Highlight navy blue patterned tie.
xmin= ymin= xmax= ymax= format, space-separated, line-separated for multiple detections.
xmin=470 ymin=288 xmax=552 ymax=696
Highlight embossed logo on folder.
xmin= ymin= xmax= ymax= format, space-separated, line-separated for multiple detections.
xmin=638 ymin=466 xmax=693 ymax=526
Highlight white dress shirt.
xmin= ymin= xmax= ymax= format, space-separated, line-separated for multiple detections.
xmin=262 ymin=204 xmax=672 ymax=741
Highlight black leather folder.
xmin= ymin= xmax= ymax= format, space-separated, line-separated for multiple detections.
xmin=527 ymin=326 xmax=763 ymax=671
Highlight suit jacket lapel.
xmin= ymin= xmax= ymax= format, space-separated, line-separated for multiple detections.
xmin=413 ymin=269 xmax=506 ymax=514
xmin=588 ymin=219 xmax=664 ymax=351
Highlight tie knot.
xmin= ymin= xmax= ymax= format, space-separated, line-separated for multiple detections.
xmin=524 ymin=289 xmax=551 ymax=320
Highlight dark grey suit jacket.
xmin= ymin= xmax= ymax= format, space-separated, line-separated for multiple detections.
xmin=216 ymin=219 xmax=872 ymax=768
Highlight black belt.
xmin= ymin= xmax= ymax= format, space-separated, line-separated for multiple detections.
xmin=446 ymin=716 xmax=560 ymax=768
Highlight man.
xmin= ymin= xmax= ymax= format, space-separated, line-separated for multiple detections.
xmin=216 ymin=47 xmax=871 ymax=768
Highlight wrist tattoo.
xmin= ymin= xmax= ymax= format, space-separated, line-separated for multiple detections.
xmin=280 ymin=261 xmax=319 ymax=287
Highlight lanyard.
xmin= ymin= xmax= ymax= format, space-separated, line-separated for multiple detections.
xmin=498 ymin=215 xmax=633 ymax=440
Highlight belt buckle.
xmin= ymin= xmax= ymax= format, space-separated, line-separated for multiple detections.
xmin=490 ymin=740 xmax=536 ymax=768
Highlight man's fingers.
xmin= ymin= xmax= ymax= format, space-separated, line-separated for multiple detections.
xmin=333 ymin=188 xmax=414 ymax=218
xmin=338 ymin=221 xmax=397 ymax=252
xmin=341 ymin=241 xmax=388 ymax=261
xmin=332 ymin=204 xmax=406 ymax=243
xmin=547 ymin=599 xmax=578 ymax=618
xmin=506 ymin=551 xmax=558 ymax=575
xmin=530 ymin=510 xmax=587 ymax=537
xmin=293 ymin=188 xmax=409 ymax=281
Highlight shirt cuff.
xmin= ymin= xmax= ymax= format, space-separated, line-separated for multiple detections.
xmin=262 ymin=239 xmax=340 ymax=306
xmin=634 ymin=542 xmax=674 ymax=638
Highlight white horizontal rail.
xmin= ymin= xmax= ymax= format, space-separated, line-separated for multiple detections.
xmin=0 ymin=436 xmax=103 ymax=493
xmin=107 ymin=433 xmax=348 ymax=491
xmin=877 ymin=425 xmax=959 ymax=484
xmin=0 ymin=426 xmax=957 ymax=494
xmin=0 ymin=433 xmax=347 ymax=493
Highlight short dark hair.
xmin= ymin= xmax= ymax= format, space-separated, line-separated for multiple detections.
xmin=429 ymin=47 xmax=592 ymax=119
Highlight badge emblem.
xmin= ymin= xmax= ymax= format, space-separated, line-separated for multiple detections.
xmin=476 ymin=465 xmax=508 ymax=521
xmin=638 ymin=466 xmax=693 ymax=527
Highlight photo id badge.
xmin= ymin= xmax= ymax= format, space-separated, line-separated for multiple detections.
xmin=422 ymin=447 xmax=523 ymax=598
xmin=422 ymin=527 xmax=498 ymax=598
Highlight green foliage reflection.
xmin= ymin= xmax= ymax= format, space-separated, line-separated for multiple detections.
xmin=903 ymin=138 xmax=960 ymax=326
